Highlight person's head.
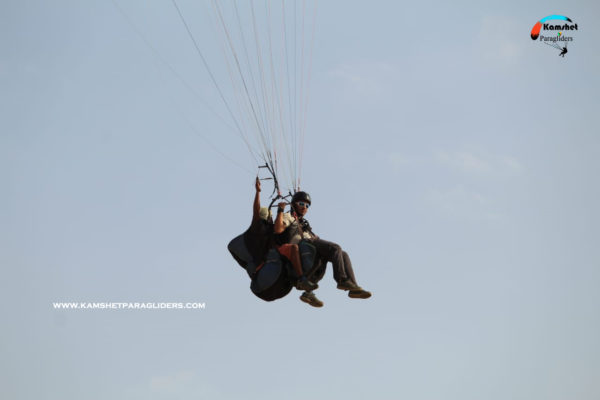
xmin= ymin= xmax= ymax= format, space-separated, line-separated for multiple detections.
xmin=291 ymin=191 xmax=311 ymax=217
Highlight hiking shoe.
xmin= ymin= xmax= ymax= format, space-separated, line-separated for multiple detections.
xmin=296 ymin=276 xmax=318 ymax=291
xmin=336 ymin=279 xmax=361 ymax=291
xmin=300 ymin=291 xmax=323 ymax=308
xmin=349 ymin=289 xmax=372 ymax=299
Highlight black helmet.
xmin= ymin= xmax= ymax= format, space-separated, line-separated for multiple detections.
xmin=292 ymin=191 xmax=311 ymax=205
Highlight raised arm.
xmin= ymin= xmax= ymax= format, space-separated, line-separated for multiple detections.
xmin=273 ymin=202 xmax=287 ymax=234
xmin=252 ymin=177 xmax=261 ymax=223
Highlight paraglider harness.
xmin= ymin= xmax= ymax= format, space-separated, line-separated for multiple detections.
xmin=227 ymin=163 xmax=320 ymax=302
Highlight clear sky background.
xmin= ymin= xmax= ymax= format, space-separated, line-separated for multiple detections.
xmin=2 ymin=1 xmax=599 ymax=399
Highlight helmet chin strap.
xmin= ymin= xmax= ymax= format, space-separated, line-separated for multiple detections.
xmin=291 ymin=204 xmax=303 ymax=220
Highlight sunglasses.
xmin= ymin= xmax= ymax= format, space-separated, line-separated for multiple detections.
xmin=296 ymin=201 xmax=310 ymax=209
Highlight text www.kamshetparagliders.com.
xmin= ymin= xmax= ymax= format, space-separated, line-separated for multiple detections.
xmin=52 ymin=302 xmax=206 ymax=310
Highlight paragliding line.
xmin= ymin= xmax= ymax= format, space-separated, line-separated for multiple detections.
xmin=171 ymin=0 xmax=257 ymax=161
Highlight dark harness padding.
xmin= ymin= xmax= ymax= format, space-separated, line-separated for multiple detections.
xmin=228 ymin=234 xmax=320 ymax=302
xmin=250 ymin=248 xmax=293 ymax=301
xmin=227 ymin=233 xmax=256 ymax=278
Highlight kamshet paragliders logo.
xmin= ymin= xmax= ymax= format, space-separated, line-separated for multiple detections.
xmin=530 ymin=15 xmax=578 ymax=57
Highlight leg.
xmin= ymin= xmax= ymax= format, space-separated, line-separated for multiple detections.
xmin=287 ymin=244 xmax=303 ymax=278
xmin=340 ymin=251 xmax=372 ymax=299
xmin=308 ymin=257 xmax=326 ymax=283
xmin=279 ymin=244 xmax=318 ymax=291
xmin=342 ymin=251 xmax=358 ymax=285
xmin=310 ymin=238 xmax=349 ymax=284
xmin=299 ymin=256 xmax=325 ymax=307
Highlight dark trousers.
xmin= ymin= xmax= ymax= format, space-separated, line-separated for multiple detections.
xmin=309 ymin=238 xmax=357 ymax=285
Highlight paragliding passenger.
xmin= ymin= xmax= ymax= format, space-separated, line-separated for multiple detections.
xmin=274 ymin=191 xmax=372 ymax=307
xmin=248 ymin=178 xmax=317 ymax=292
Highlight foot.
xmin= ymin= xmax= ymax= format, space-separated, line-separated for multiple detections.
xmin=348 ymin=289 xmax=372 ymax=299
xmin=296 ymin=276 xmax=318 ymax=291
xmin=336 ymin=279 xmax=361 ymax=291
xmin=299 ymin=291 xmax=323 ymax=308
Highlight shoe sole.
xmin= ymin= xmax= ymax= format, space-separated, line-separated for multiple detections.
xmin=300 ymin=295 xmax=323 ymax=308
xmin=348 ymin=291 xmax=371 ymax=299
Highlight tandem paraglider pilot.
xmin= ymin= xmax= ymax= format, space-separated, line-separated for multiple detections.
xmin=227 ymin=178 xmax=321 ymax=304
xmin=248 ymin=177 xmax=318 ymax=292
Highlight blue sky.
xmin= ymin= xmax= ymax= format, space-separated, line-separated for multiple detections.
xmin=2 ymin=1 xmax=599 ymax=399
